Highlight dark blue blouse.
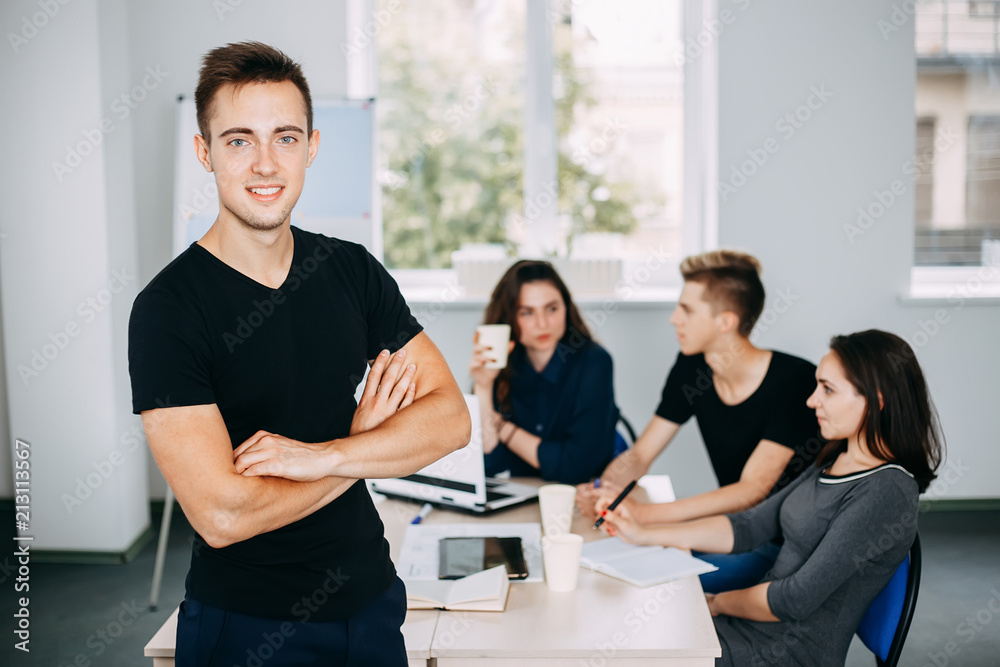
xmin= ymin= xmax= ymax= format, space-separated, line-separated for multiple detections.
xmin=484 ymin=339 xmax=619 ymax=484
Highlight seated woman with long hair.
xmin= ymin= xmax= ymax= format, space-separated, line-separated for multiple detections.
xmin=599 ymin=330 xmax=942 ymax=667
xmin=470 ymin=260 xmax=620 ymax=485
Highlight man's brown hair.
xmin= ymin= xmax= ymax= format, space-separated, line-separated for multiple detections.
xmin=194 ymin=41 xmax=313 ymax=145
xmin=680 ymin=250 xmax=765 ymax=337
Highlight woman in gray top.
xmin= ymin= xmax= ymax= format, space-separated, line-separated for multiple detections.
xmin=600 ymin=330 xmax=943 ymax=666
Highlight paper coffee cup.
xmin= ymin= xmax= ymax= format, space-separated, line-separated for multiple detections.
xmin=543 ymin=533 xmax=584 ymax=592
xmin=477 ymin=324 xmax=511 ymax=369
xmin=539 ymin=484 xmax=576 ymax=536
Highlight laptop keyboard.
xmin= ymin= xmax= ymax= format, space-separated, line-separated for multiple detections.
xmin=486 ymin=488 xmax=513 ymax=502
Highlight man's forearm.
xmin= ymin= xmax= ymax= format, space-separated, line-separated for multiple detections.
xmin=326 ymin=386 xmax=471 ymax=479
xmin=211 ymin=473 xmax=357 ymax=547
xmin=640 ymin=480 xmax=765 ymax=523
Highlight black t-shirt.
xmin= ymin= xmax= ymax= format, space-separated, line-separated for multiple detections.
xmin=655 ymin=351 xmax=822 ymax=493
xmin=128 ymin=226 xmax=423 ymax=621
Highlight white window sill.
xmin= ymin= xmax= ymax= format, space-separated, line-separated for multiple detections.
xmin=901 ymin=266 xmax=1000 ymax=305
xmin=392 ymin=269 xmax=679 ymax=308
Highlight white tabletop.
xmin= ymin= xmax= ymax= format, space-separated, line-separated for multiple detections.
xmin=378 ymin=475 xmax=721 ymax=666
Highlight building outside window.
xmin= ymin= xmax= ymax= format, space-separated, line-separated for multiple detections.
xmin=915 ymin=0 xmax=1000 ymax=268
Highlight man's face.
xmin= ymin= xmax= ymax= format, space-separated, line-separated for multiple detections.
xmin=195 ymin=80 xmax=319 ymax=232
xmin=668 ymin=281 xmax=725 ymax=355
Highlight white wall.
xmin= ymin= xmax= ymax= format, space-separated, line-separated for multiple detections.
xmin=0 ymin=0 xmax=146 ymax=551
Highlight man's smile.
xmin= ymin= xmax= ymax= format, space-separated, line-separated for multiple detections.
xmin=247 ymin=185 xmax=285 ymax=201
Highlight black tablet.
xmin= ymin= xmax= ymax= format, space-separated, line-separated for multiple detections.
xmin=438 ymin=536 xmax=529 ymax=580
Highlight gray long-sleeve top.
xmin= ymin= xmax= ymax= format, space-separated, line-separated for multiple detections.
xmin=713 ymin=460 xmax=919 ymax=667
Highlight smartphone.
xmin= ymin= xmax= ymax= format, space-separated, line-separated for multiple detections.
xmin=438 ymin=536 xmax=529 ymax=580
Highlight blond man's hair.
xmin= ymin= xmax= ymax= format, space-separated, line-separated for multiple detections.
xmin=680 ymin=250 xmax=765 ymax=336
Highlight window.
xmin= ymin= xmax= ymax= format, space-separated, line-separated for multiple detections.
xmin=914 ymin=1 xmax=1000 ymax=269
xmin=372 ymin=0 xmax=685 ymax=289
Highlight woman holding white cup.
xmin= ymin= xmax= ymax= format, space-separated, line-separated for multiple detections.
xmin=469 ymin=260 xmax=620 ymax=485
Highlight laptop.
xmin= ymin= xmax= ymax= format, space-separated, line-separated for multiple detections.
xmin=368 ymin=395 xmax=540 ymax=513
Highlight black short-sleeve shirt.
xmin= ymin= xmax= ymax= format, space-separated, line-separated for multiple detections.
xmin=128 ymin=226 xmax=423 ymax=621
xmin=655 ymin=351 xmax=822 ymax=492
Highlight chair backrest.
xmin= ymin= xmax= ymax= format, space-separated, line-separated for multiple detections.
xmin=856 ymin=532 xmax=922 ymax=667
xmin=612 ymin=415 xmax=637 ymax=458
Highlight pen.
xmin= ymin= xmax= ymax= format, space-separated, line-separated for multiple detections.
xmin=411 ymin=503 xmax=433 ymax=525
xmin=593 ymin=479 xmax=637 ymax=530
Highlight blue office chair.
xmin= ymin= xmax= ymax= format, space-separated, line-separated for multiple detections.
xmin=856 ymin=532 xmax=922 ymax=667
xmin=612 ymin=415 xmax=638 ymax=458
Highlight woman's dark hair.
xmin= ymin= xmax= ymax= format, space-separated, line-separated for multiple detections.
xmin=816 ymin=329 xmax=943 ymax=493
xmin=483 ymin=260 xmax=592 ymax=413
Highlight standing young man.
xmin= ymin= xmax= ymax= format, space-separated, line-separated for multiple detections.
xmin=577 ymin=250 xmax=821 ymax=593
xmin=128 ymin=42 xmax=470 ymax=665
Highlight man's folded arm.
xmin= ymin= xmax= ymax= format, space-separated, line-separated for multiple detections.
xmin=148 ymin=332 xmax=471 ymax=548
xmin=141 ymin=403 xmax=356 ymax=549
xmin=321 ymin=332 xmax=472 ymax=479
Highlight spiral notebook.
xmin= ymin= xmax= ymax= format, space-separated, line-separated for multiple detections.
xmin=580 ymin=538 xmax=718 ymax=587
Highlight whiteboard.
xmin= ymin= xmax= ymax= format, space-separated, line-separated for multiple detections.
xmin=171 ymin=97 xmax=380 ymax=260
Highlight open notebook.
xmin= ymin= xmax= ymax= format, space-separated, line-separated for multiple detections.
xmin=404 ymin=565 xmax=511 ymax=611
xmin=580 ymin=538 xmax=718 ymax=587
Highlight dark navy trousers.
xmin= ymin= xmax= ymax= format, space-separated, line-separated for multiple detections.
xmin=175 ymin=576 xmax=408 ymax=667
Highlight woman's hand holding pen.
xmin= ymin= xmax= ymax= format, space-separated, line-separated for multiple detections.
xmin=593 ymin=482 xmax=642 ymax=522
xmin=597 ymin=503 xmax=648 ymax=544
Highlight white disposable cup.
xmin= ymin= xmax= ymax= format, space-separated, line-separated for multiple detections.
xmin=538 ymin=484 xmax=577 ymax=537
xmin=476 ymin=324 xmax=512 ymax=369
xmin=542 ymin=533 xmax=584 ymax=592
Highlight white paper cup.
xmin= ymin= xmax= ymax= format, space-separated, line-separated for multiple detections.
xmin=476 ymin=324 xmax=512 ymax=369
xmin=539 ymin=484 xmax=576 ymax=537
xmin=542 ymin=533 xmax=584 ymax=592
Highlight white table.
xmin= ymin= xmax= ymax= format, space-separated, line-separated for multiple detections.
xmin=144 ymin=476 xmax=721 ymax=666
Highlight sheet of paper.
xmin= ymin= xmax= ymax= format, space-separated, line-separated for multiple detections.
xmin=397 ymin=522 xmax=543 ymax=583
xmin=580 ymin=537 xmax=663 ymax=564
xmin=604 ymin=546 xmax=717 ymax=587
xmin=580 ymin=538 xmax=717 ymax=587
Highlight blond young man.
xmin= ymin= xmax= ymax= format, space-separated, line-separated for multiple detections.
xmin=578 ymin=250 xmax=821 ymax=593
